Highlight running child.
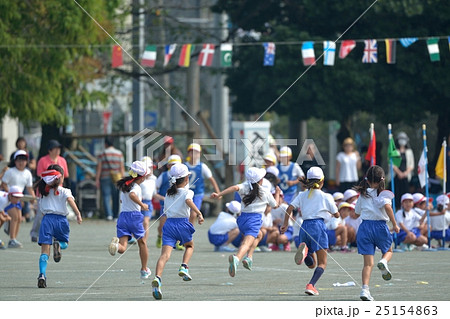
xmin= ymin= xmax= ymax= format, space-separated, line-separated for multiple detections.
xmin=151 ymin=163 xmax=204 ymax=300
xmin=277 ymin=146 xmax=304 ymax=204
xmin=108 ymin=161 xmax=151 ymax=280
xmin=281 ymin=166 xmax=339 ymax=296
xmin=36 ymin=164 xmax=83 ymax=288
xmin=211 ymin=167 xmax=280 ymax=277
xmin=353 ymin=165 xmax=400 ymax=301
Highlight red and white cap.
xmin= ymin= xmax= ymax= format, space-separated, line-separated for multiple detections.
xmin=9 ymin=185 xmax=24 ymax=198
xmin=412 ymin=193 xmax=433 ymax=205
xmin=41 ymin=169 xmax=62 ymax=185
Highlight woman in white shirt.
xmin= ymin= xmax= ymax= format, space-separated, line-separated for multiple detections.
xmin=335 ymin=137 xmax=361 ymax=192
xmin=211 ymin=167 xmax=280 ymax=278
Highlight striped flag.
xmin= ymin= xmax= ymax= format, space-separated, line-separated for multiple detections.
xmin=141 ymin=45 xmax=157 ymax=67
xmin=323 ymin=41 xmax=336 ymax=66
xmin=302 ymin=41 xmax=316 ymax=66
xmin=362 ymin=40 xmax=377 ymax=63
xmin=427 ymin=38 xmax=440 ymax=62
xmin=163 ymin=44 xmax=177 ymax=67
xmin=197 ymin=44 xmax=215 ymax=66
xmin=263 ymin=42 xmax=275 ymax=66
xmin=385 ymin=39 xmax=396 ymax=64
xmin=178 ymin=44 xmax=194 ymax=67
xmin=399 ymin=37 xmax=418 ymax=48
xmin=339 ymin=40 xmax=356 ymax=59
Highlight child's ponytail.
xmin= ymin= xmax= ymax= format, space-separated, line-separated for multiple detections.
xmin=167 ymin=176 xmax=187 ymax=196
xmin=354 ymin=165 xmax=385 ymax=197
xmin=242 ymin=183 xmax=261 ymax=206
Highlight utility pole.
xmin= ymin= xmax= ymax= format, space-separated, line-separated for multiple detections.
xmin=132 ymin=0 xmax=144 ymax=132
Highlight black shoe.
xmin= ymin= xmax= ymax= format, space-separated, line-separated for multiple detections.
xmin=37 ymin=274 xmax=47 ymax=288
xmin=53 ymin=239 xmax=61 ymax=262
xmin=31 ymin=237 xmax=38 ymax=243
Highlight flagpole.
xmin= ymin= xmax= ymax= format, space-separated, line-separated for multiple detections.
xmin=370 ymin=123 xmax=375 ymax=166
xmin=422 ymin=124 xmax=436 ymax=251
xmin=388 ymin=124 xmax=403 ymax=252
xmin=437 ymin=138 xmax=449 ymax=250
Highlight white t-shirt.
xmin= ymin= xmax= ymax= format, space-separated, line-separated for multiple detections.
xmin=292 ymin=214 xmax=303 ymax=237
xmin=237 ymin=182 xmax=278 ymax=214
xmin=0 ymin=191 xmax=9 ymax=211
xmin=290 ymin=190 xmax=337 ymax=220
xmin=262 ymin=212 xmax=273 ymax=228
xmin=325 ymin=216 xmax=343 ymax=230
xmin=354 ymin=188 xmax=391 ymax=222
xmin=271 ymin=203 xmax=292 ymax=226
xmin=395 ymin=209 xmax=422 ymax=230
xmin=141 ymin=175 xmax=157 ymax=200
xmin=164 ymin=187 xmax=194 ymax=219
xmin=209 ymin=211 xmax=238 ymax=235
xmin=336 ymin=152 xmax=359 ymax=182
xmin=344 ymin=216 xmax=362 ymax=232
xmin=261 ymin=178 xmax=272 ymax=193
xmin=2 ymin=167 xmax=33 ymax=190
xmin=430 ymin=212 xmax=450 ymax=231
xmin=39 ymin=187 xmax=74 ymax=217
xmin=120 ymin=184 xmax=142 ymax=212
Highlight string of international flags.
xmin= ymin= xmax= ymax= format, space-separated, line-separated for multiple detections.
xmin=110 ymin=36 xmax=450 ymax=68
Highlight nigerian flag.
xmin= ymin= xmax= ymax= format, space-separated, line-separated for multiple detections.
xmin=388 ymin=138 xmax=402 ymax=167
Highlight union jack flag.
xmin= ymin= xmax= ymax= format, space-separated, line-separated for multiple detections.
xmin=362 ymin=40 xmax=377 ymax=63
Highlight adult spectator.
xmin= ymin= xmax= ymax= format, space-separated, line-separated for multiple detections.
xmin=335 ymin=137 xmax=361 ymax=192
xmin=30 ymin=139 xmax=69 ymax=242
xmin=95 ymin=137 xmax=125 ymax=220
xmin=393 ymin=132 xmax=415 ymax=209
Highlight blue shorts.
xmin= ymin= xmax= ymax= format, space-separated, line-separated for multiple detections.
xmin=283 ymin=193 xmax=296 ymax=205
xmin=357 ymin=220 xmax=392 ymax=255
xmin=430 ymin=229 xmax=450 ymax=241
xmin=237 ymin=213 xmax=262 ymax=238
xmin=38 ymin=214 xmax=70 ymax=245
xmin=162 ymin=218 xmax=195 ymax=247
xmin=280 ymin=225 xmax=293 ymax=241
xmin=193 ymin=194 xmax=204 ymax=209
xmin=141 ymin=199 xmax=154 ymax=218
xmin=299 ymin=218 xmax=328 ymax=253
xmin=395 ymin=227 xmax=421 ymax=244
xmin=327 ymin=229 xmax=337 ymax=246
xmin=208 ymin=230 xmax=229 ymax=246
xmin=116 ymin=211 xmax=145 ymax=240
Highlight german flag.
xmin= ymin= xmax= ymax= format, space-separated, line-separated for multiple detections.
xmin=385 ymin=39 xmax=396 ymax=64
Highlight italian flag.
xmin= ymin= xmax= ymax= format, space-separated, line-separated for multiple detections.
xmin=141 ymin=45 xmax=157 ymax=67
xmin=178 ymin=44 xmax=193 ymax=67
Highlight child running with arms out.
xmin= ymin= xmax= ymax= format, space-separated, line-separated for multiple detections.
xmin=281 ymin=167 xmax=339 ymax=296
xmin=211 ymin=167 xmax=280 ymax=277
xmin=108 ymin=161 xmax=151 ymax=280
xmin=151 ymin=163 xmax=204 ymax=300
xmin=36 ymin=164 xmax=82 ymax=288
xmin=353 ymin=165 xmax=400 ymax=301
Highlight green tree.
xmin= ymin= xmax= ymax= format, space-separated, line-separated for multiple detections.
xmin=0 ymin=0 xmax=122 ymax=157
xmin=213 ymin=0 xmax=450 ymax=168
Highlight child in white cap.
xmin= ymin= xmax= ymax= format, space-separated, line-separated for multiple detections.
xmin=353 ymin=165 xmax=399 ymax=301
xmin=108 ymin=161 xmax=152 ymax=280
xmin=151 ymin=163 xmax=204 ymax=300
xmin=211 ymin=167 xmax=281 ymax=277
xmin=208 ymin=200 xmax=241 ymax=252
xmin=36 ymin=164 xmax=82 ymax=288
xmin=395 ymin=193 xmax=427 ymax=249
xmin=429 ymin=195 xmax=450 ymax=247
xmin=281 ymin=166 xmax=339 ymax=296
xmin=277 ymin=146 xmax=304 ymax=204
xmin=155 ymin=154 xmax=182 ymax=249
xmin=185 ymin=143 xmax=220 ymax=209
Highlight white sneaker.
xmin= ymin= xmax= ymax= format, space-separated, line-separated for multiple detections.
xmin=377 ymin=259 xmax=392 ymax=281
xmin=140 ymin=267 xmax=151 ymax=279
xmin=108 ymin=237 xmax=119 ymax=256
xmin=360 ymin=288 xmax=374 ymax=301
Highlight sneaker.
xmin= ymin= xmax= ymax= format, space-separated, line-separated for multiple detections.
xmin=156 ymin=235 xmax=162 ymax=248
xmin=37 ymin=273 xmax=47 ymax=288
xmin=360 ymin=288 xmax=374 ymax=301
xmin=108 ymin=237 xmax=119 ymax=256
xmin=269 ymin=244 xmax=279 ymax=251
xmin=140 ymin=267 xmax=151 ymax=279
xmin=128 ymin=237 xmax=137 ymax=245
xmin=8 ymin=239 xmax=23 ymax=248
xmin=3 ymin=221 xmax=9 ymax=235
xmin=242 ymin=256 xmax=253 ymax=271
xmin=178 ymin=265 xmax=192 ymax=281
xmin=258 ymin=245 xmax=272 ymax=252
xmin=283 ymin=242 xmax=291 ymax=251
xmin=377 ymin=260 xmax=392 ymax=281
xmin=0 ymin=240 xmax=5 ymax=250
xmin=31 ymin=237 xmax=38 ymax=243
xmin=106 ymin=216 xmax=113 ymax=221
xmin=53 ymin=239 xmax=61 ymax=263
xmin=175 ymin=241 xmax=185 ymax=251
xmin=305 ymin=283 xmax=319 ymax=296
xmin=217 ymin=245 xmax=236 ymax=252
xmin=294 ymin=242 xmax=308 ymax=265
xmin=228 ymin=255 xmax=239 ymax=277
xmin=152 ymin=277 xmax=163 ymax=300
